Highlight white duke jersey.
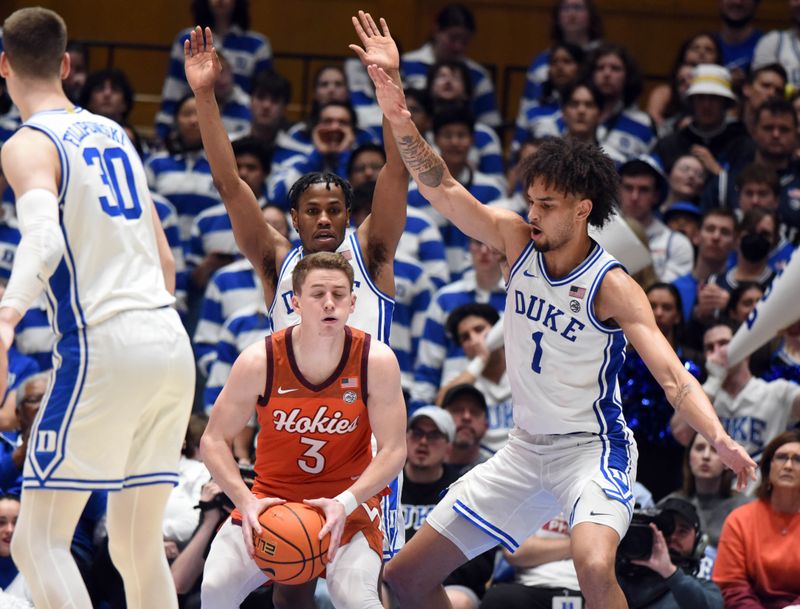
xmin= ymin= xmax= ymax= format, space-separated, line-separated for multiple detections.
xmin=22 ymin=108 xmax=172 ymax=335
xmin=505 ymin=240 xmax=633 ymax=445
xmin=269 ymin=230 xmax=394 ymax=343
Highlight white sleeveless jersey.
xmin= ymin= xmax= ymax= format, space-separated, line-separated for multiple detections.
xmin=269 ymin=230 xmax=394 ymax=343
xmin=505 ymin=240 xmax=633 ymax=444
xmin=22 ymin=108 xmax=172 ymax=336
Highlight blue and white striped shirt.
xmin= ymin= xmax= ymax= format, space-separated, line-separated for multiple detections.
xmin=146 ymin=150 xmax=222 ymax=251
xmin=402 ymin=43 xmax=501 ymax=128
xmin=186 ymin=203 xmax=240 ymax=271
xmin=203 ymin=302 xmax=271 ymax=413
xmin=193 ymin=259 xmax=261 ymax=377
xmin=155 ymin=25 xmax=272 ymax=141
xmin=407 ymin=167 xmax=503 ymax=279
xmin=398 ymin=207 xmax=450 ymax=291
xmin=410 ymin=272 xmax=507 ymax=409
xmin=152 ymin=192 xmax=188 ymax=316
xmin=390 ymin=256 xmax=434 ymax=393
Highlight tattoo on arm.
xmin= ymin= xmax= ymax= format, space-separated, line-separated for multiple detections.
xmin=397 ymin=134 xmax=445 ymax=187
xmin=673 ymin=383 xmax=692 ymax=412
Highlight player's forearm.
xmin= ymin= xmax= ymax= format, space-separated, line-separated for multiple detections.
xmin=506 ymin=536 xmax=571 ymax=568
xmin=343 ymin=442 xmax=406 ymax=507
xmin=171 ymin=512 xmax=220 ymax=593
xmin=199 ymin=434 xmax=253 ymax=508
xmin=666 ymin=373 xmax=726 ymax=445
xmin=194 ymin=91 xmax=240 ymax=194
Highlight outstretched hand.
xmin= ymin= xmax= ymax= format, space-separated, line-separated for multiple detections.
xmin=184 ymin=26 xmax=221 ymax=94
xmin=349 ymin=11 xmax=399 ymax=72
xmin=367 ymin=65 xmax=411 ymax=125
xmin=714 ymin=436 xmax=757 ymax=491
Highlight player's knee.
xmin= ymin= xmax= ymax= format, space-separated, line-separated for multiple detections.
xmin=574 ymin=551 xmax=616 ymax=593
xmin=9 ymin=522 xmax=31 ymax=570
xmin=327 ymin=566 xmax=381 ymax=609
xmin=383 ymin=559 xmax=422 ymax=601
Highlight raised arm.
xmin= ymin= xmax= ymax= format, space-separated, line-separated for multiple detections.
xmin=596 ymin=269 xmax=756 ymax=489
xmin=368 ymin=63 xmax=529 ymax=260
xmin=349 ymin=13 xmax=408 ymax=276
xmin=185 ymin=27 xmax=291 ymax=293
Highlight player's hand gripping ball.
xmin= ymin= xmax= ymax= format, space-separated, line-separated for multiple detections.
xmin=251 ymin=502 xmax=331 ymax=584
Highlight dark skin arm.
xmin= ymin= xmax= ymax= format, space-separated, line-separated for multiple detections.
xmin=349 ymin=12 xmax=408 ymax=297
xmin=185 ymin=26 xmax=289 ymax=306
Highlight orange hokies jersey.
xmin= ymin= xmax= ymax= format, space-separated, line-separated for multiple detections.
xmin=252 ymin=325 xmax=374 ymax=502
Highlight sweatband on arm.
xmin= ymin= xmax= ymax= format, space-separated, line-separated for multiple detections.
xmin=333 ymin=490 xmax=359 ymax=517
xmin=1 ymin=189 xmax=65 ymax=317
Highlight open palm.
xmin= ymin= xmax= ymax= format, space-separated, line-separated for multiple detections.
xmin=184 ymin=26 xmax=221 ymax=94
xmin=349 ymin=11 xmax=399 ymax=71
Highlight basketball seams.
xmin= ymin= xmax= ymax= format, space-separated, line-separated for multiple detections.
xmin=253 ymin=502 xmax=330 ymax=584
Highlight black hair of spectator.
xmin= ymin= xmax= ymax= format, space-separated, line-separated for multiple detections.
xmin=619 ymin=159 xmax=661 ymax=186
xmin=232 ymin=136 xmax=273 ymax=173
xmin=405 ymin=88 xmax=433 ymax=116
xmin=735 ymin=163 xmax=780 ymax=196
xmin=646 ymin=282 xmax=686 ymax=326
xmin=192 ymin=0 xmax=250 ymax=31
xmin=167 ymin=93 xmax=197 ymax=155
xmin=755 ymin=96 xmax=798 ymax=127
xmin=746 ymin=62 xmax=788 ymax=86
xmin=79 ymin=68 xmax=134 ymax=120
xmin=426 ymin=60 xmax=474 ymax=101
xmin=66 ymin=40 xmax=89 ymax=66
xmin=124 ymin=125 xmax=145 ymax=160
xmin=703 ymin=316 xmax=741 ymax=342
xmin=0 ymin=493 xmax=20 ymax=502
xmin=436 ymin=4 xmax=476 ymax=34
xmin=519 ymin=134 xmax=552 ymax=151
xmin=586 ymin=43 xmax=643 ymax=108
xmin=541 ymin=41 xmax=586 ymax=100
xmin=755 ymin=429 xmax=800 ymax=500
xmin=663 ymin=33 xmax=723 ymax=120
xmin=309 ymin=99 xmax=358 ymax=130
xmin=347 ymin=143 xmax=386 ymax=178
xmin=432 ymin=103 xmax=475 ymax=136
xmin=288 ymin=172 xmax=354 ymax=212
xmin=446 ymin=303 xmax=500 ymax=345
xmin=0 ymin=79 xmax=11 ymax=116
xmin=351 ymin=180 xmax=376 ymax=219
xmin=550 ymin=0 xmax=603 ymax=43
xmin=560 ymin=79 xmax=605 ymax=111
xmin=681 ymin=432 xmax=736 ymax=498
xmin=519 ymin=137 xmax=619 ymax=228
xmin=739 ymin=206 xmax=779 ymax=241
xmin=725 ymin=281 xmax=764 ymax=318
xmin=673 ymin=33 xmax=723 ymax=70
xmin=701 ymin=206 xmax=739 ymax=232
xmin=252 ymin=69 xmax=292 ymax=105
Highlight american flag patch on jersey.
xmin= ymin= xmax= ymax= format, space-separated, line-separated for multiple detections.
xmin=569 ymin=285 xmax=586 ymax=299
xmin=341 ymin=377 xmax=358 ymax=388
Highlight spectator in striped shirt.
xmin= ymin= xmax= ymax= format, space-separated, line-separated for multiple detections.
xmin=408 ymin=105 xmax=504 ymax=279
xmin=211 ymin=51 xmax=252 ymax=139
xmin=410 ymin=238 xmax=507 ymax=410
xmin=518 ymin=0 xmax=603 ymax=129
xmin=244 ymin=69 xmax=292 ymax=153
xmin=401 ymin=4 xmax=501 ymax=128
xmin=425 ymin=61 xmax=504 ymax=184
xmin=155 ymin=0 xmax=271 ymax=143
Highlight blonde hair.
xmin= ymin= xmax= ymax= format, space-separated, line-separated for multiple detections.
xmin=292 ymin=252 xmax=354 ymax=294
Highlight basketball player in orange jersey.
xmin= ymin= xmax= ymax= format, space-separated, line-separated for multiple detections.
xmin=199 ymin=252 xmax=407 ymax=609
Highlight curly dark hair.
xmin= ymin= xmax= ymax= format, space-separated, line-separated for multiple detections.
xmin=518 ymin=137 xmax=619 ymax=228
xmin=446 ymin=303 xmax=500 ymax=345
xmin=287 ymin=172 xmax=354 ymax=212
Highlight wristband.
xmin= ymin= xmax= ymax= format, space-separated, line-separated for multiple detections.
xmin=333 ymin=490 xmax=359 ymax=517
xmin=466 ymin=356 xmax=487 ymax=378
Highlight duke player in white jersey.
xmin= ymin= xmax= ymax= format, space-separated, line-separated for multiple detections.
xmin=185 ymin=17 xmax=409 ymax=558
xmin=365 ymin=21 xmax=757 ymax=609
xmin=0 ymin=9 xmax=195 ymax=609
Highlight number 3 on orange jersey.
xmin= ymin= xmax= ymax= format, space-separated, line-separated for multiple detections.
xmin=298 ymin=437 xmax=328 ymax=474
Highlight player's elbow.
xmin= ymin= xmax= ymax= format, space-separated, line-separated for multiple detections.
xmin=212 ymin=174 xmax=247 ymax=202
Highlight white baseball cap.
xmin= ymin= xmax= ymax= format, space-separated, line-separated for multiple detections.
xmin=408 ymin=406 xmax=456 ymax=443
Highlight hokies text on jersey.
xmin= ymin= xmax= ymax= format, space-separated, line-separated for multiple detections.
xmin=272 ymin=405 xmax=361 ymax=435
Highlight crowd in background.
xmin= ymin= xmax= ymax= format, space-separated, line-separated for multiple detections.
xmin=0 ymin=0 xmax=799 ymax=608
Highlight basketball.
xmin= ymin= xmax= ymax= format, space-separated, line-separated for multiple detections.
xmin=251 ymin=502 xmax=331 ymax=584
